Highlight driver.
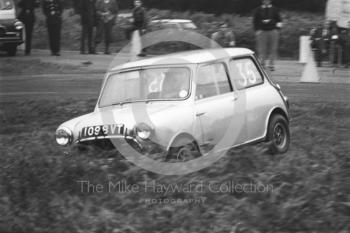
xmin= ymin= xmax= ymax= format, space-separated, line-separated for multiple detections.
xmin=162 ymin=69 xmax=189 ymax=99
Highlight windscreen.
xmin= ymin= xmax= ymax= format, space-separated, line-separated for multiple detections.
xmin=99 ymin=67 xmax=191 ymax=107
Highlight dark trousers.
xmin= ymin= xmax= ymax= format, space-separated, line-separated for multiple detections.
xmin=46 ymin=17 xmax=62 ymax=54
xmin=95 ymin=20 xmax=113 ymax=52
xmin=339 ymin=39 xmax=350 ymax=65
xmin=313 ymin=49 xmax=325 ymax=66
xmin=81 ymin=23 xmax=94 ymax=53
xmin=23 ymin=20 xmax=34 ymax=54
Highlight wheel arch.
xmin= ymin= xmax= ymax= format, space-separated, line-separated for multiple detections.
xmin=264 ymin=107 xmax=289 ymax=141
xmin=166 ymin=132 xmax=200 ymax=153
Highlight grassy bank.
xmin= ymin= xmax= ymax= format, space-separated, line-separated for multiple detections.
xmin=0 ymin=97 xmax=349 ymax=233
xmin=30 ymin=8 xmax=323 ymax=58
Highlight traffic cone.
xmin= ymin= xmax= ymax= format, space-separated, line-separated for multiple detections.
xmin=130 ymin=30 xmax=142 ymax=61
xmin=300 ymin=46 xmax=320 ymax=83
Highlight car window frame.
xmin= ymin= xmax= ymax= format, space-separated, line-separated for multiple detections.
xmin=229 ymin=55 xmax=265 ymax=90
xmin=98 ymin=65 xmax=194 ymax=108
xmin=194 ymin=61 xmax=234 ymax=101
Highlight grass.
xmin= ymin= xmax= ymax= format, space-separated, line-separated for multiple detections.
xmin=0 ymin=97 xmax=349 ymax=233
xmin=29 ymin=8 xmax=323 ymax=58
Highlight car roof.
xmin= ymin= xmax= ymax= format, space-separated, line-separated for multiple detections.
xmin=150 ymin=19 xmax=194 ymax=24
xmin=111 ymin=48 xmax=254 ymax=71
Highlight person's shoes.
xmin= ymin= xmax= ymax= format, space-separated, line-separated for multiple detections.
xmin=269 ymin=66 xmax=275 ymax=71
xmin=104 ymin=50 xmax=111 ymax=55
xmin=52 ymin=53 xmax=60 ymax=56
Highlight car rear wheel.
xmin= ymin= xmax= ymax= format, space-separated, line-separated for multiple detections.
xmin=6 ymin=45 xmax=17 ymax=56
xmin=267 ymin=114 xmax=290 ymax=154
xmin=166 ymin=137 xmax=201 ymax=162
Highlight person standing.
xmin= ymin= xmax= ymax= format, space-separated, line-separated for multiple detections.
xmin=211 ymin=22 xmax=236 ymax=48
xmin=310 ymin=21 xmax=331 ymax=67
xmin=17 ymin=0 xmax=40 ymax=55
xmin=94 ymin=0 xmax=118 ymax=54
xmin=253 ymin=0 xmax=282 ymax=71
xmin=338 ymin=21 xmax=350 ymax=68
xmin=126 ymin=0 xmax=146 ymax=40
xmin=42 ymin=0 xmax=63 ymax=56
xmin=77 ymin=0 xmax=97 ymax=54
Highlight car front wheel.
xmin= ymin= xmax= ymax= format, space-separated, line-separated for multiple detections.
xmin=166 ymin=137 xmax=201 ymax=162
xmin=267 ymin=114 xmax=290 ymax=154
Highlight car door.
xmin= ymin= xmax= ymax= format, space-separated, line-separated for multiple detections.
xmin=194 ymin=62 xmax=246 ymax=154
xmin=229 ymin=56 xmax=269 ymax=141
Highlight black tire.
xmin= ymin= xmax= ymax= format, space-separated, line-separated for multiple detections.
xmin=166 ymin=137 xmax=201 ymax=162
xmin=266 ymin=114 xmax=290 ymax=154
xmin=6 ymin=45 xmax=17 ymax=56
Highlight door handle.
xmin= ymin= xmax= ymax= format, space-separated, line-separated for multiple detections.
xmin=196 ymin=112 xmax=206 ymax=117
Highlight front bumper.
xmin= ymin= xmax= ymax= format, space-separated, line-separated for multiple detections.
xmin=0 ymin=31 xmax=24 ymax=46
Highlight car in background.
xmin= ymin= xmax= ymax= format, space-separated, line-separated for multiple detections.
xmin=147 ymin=19 xmax=198 ymax=32
xmin=0 ymin=0 xmax=24 ymax=56
xmin=56 ymin=48 xmax=290 ymax=162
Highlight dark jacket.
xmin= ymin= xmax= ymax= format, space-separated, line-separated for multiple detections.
xmin=133 ymin=6 xmax=146 ymax=30
xmin=17 ymin=0 xmax=39 ymax=23
xmin=95 ymin=0 xmax=118 ymax=23
xmin=253 ymin=5 xmax=281 ymax=31
xmin=42 ymin=0 xmax=63 ymax=20
xmin=79 ymin=0 xmax=96 ymax=25
xmin=310 ymin=26 xmax=331 ymax=51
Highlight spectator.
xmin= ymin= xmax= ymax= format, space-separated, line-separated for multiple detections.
xmin=126 ymin=0 xmax=146 ymax=40
xmin=310 ymin=20 xmax=331 ymax=67
xmin=211 ymin=22 xmax=236 ymax=48
xmin=17 ymin=0 xmax=40 ymax=55
xmin=338 ymin=21 xmax=350 ymax=67
xmin=253 ymin=0 xmax=282 ymax=71
xmin=76 ymin=0 xmax=97 ymax=54
xmin=94 ymin=0 xmax=118 ymax=54
xmin=42 ymin=0 xmax=63 ymax=56
xmin=328 ymin=21 xmax=340 ymax=65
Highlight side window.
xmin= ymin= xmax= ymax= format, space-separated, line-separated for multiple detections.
xmin=229 ymin=58 xmax=263 ymax=90
xmin=196 ymin=63 xmax=232 ymax=100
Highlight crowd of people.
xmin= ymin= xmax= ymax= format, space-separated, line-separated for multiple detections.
xmin=15 ymin=0 xmax=350 ymax=69
xmin=16 ymin=0 xmax=146 ymax=56
xmin=310 ymin=20 xmax=350 ymax=68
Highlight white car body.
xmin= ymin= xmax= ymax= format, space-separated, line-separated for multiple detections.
xmin=56 ymin=48 xmax=290 ymax=158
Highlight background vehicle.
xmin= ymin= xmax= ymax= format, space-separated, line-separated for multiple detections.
xmin=0 ymin=0 xmax=25 ymax=56
xmin=147 ymin=19 xmax=198 ymax=32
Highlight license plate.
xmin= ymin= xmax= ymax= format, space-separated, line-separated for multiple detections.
xmin=80 ymin=124 xmax=125 ymax=139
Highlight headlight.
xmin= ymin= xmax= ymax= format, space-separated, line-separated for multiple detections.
xmin=14 ymin=21 xmax=23 ymax=30
xmin=134 ymin=123 xmax=153 ymax=140
xmin=55 ymin=127 xmax=73 ymax=146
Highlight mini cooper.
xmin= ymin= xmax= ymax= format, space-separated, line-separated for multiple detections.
xmin=0 ymin=0 xmax=24 ymax=56
xmin=56 ymin=48 xmax=290 ymax=161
